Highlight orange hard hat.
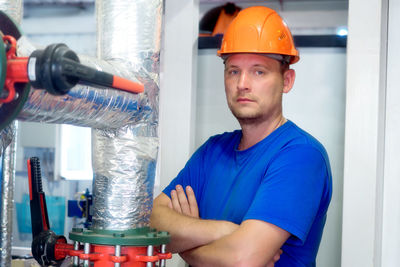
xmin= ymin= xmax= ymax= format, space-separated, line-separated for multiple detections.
xmin=217 ymin=6 xmax=299 ymax=64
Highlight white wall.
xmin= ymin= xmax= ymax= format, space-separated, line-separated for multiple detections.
xmin=341 ymin=0 xmax=387 ymax=266
xmin=195 ymin=50 xmax=239 ymax=145
xmin=342 ymin=0 xmax=400 ymax=266
xmin=381 ymin=0 xmax=400 ymax=264
xmin=284 ymin=48 xmax=345 ymax=267
xmin=159 ymin=0 xmax=199 ymax=266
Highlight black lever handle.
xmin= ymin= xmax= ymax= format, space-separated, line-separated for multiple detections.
xmin=28 ymin=157 xmax=67 ymax=266
xmin=28 ymin=157 xmax=50 ymax=237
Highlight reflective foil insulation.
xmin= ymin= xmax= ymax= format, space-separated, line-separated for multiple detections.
xmin=0 ymin=122 xmax=17 ymax=265
xmin=0 ymin=125 xmax=15 ymax=152
xmin=0 ymin=1 xmax=22 ymax=265
xmin=92 ymin=0 xmax=162 ymax=230
xmin=16 ymin=38 xmax=146 ymax=129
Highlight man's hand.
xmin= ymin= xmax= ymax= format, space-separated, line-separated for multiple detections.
xmin=151 ymin=190 xmax=239 ymax=253
xmin=170 ymin=185 xmax=199 ymax=218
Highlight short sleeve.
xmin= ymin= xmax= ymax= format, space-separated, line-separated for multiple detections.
xmin=243 ymin=145 xmax=329 ymax=244
xmin=162 ymin=140 xmax=210 ymax=200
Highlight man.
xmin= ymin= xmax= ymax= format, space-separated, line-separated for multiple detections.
xmin=151 ymin=6 xmax=332 ymax=267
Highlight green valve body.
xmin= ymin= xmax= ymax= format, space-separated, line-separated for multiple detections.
xmin=69 ymin=227 xmax=170 ymax=246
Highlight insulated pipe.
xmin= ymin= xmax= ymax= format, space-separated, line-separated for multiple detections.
xmin=0 ymin=122 xmax=17 ymax=267
xmin=0 ymin=1 xmax=22 ymax=266
xmin=11 ymin=2 xmax=151 ymax=130
xmin=91 ymin=0 xmax=162 ymax=230
xmin=0 ymin=125 xmax=15 ymax=154
xmin=15 ymin=37 xmax=147 ymax=130
xmin=1 ymin=0 xmax=148 ymax=146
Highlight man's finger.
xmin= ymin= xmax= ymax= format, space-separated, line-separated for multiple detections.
xmin=176 ymin=185 xmax=191 ymax=215
xmin=170 ymin=190 xmax=182 ymax=213
xmin=186 ymin=186 xmax=199 ymax=218
xmin=272 ymin=249 xmax=282 ymax=262
xmin=273 ymin=252 xmax=281 ymax=261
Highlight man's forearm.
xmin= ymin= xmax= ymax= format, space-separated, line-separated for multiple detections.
xmin=150 ymin=204 xmax=238 ymax=253
xmin=180 ymin=220 xmax=288 ymax=267
xmin=180 ymin=240 xmax=237 ymax=267
xmin=180 ymin=237 xmax=274 ymax=267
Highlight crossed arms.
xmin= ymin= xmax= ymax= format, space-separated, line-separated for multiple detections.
xmin=150 ymin=185 xmax=290 ymax=267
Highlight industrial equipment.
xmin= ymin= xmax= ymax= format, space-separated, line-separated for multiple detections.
xmin=28 ymin=156 xmax=171 ymax=266
xmin=0 ymin=9 xmax=171 ymax=266
xmin=0 ymin=10 xmax=144 ymax=131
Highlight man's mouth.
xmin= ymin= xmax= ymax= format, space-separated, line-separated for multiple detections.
xmin=237 ymin=97 xmax=255 ymax=103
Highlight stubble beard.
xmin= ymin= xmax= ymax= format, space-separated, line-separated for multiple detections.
xmin=228 ymin=103 xmax=264 ymax=124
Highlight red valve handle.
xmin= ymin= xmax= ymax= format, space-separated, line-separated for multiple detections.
xmin=0 ymin=35 xmax=29 ymax=104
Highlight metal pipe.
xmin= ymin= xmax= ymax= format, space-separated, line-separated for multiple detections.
xmin=0 ymin=2 xmax=23 ymax=266
xmin=0 ymin=122 xmax=17 ymax=267
xmin=73 ymin=241 xmax=79 ymax=266
xmin=146 ymin=245 xmax=154 ymax=267
xmin=114 ymin=245 xmax=121 ymax=267
xmin=16 ymin=37 xmax=146 ymax=130
xmin=160 ymin=244 xmax=166 ymax=267
xmin=13 ymin=1 xmax=153 ymax=130
xmin=0 ymin=125 xmax=15 ymax=156
xmin=83 ymin=242 xmax=90 ymax=267
xmin=91 ymin=0 xmax=162 ymax=230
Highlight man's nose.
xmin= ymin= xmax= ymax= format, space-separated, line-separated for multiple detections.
xmin=237 ymin=72 xmax=250 ymax=91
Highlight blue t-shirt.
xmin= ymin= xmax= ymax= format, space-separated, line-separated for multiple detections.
xmin=163 ymin=120 xmax=332 ymax=266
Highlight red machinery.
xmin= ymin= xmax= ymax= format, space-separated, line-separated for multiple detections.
xmin=28 ymin=157 xmax=171 ymax=266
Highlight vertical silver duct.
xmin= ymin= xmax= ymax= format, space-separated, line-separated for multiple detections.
xmin=0 ymin=122 xmax=17 ymax=267
xmin=0 ymin=125 xmax=15 ymax=155
xmin=0 ymin=1 xmax=22 ymax=266
xmin=92 ymin=0 xmax=162 ymax=230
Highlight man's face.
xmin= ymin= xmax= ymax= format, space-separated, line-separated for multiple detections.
xmin=224 ymin=53 xmax=293 ymax=123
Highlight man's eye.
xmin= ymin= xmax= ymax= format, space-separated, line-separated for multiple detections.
xmin=255 ymin=70 xmax=265 ymax=75
xmin=228 ymin=70 xmax=239 ymax=75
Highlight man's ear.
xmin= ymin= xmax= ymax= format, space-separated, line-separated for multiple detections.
xmin=283 ymin=69 xmax=295 ymax=94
